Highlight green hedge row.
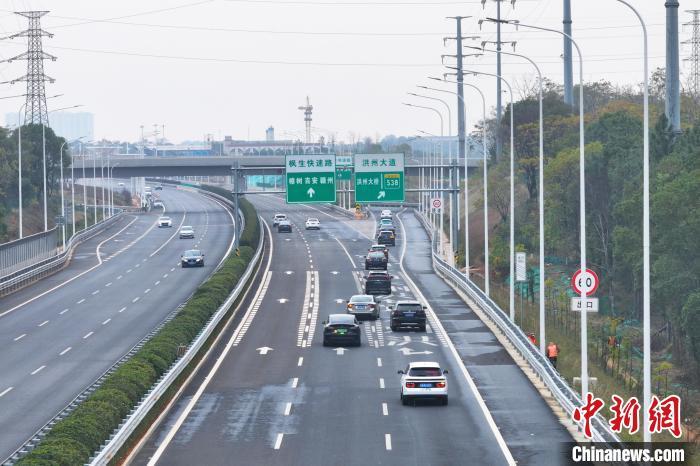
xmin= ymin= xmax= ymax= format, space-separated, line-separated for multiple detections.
xmin=17 ymin=197 xmax=259 ymax=466
xmin=198 ymin=185 xmax=260 ymax=249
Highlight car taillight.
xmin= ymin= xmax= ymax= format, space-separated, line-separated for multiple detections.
xmin=405 ymin=382 xmax=415 ymax=388
xmin=436 ymin=381 xmax=446 ymax=388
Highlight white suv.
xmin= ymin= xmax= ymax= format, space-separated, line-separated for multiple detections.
xmin=273 ymin=213 xmax=287 ymax=226
xmin=158 ymin=216 xmax=172 ymax=227
xmin=398 ymin=361 xmax=448 ymax=406
xmin=380 ymin=209 xmax=392 ymax=219
xmin=305 ymin=218 xmax=320 ymax=230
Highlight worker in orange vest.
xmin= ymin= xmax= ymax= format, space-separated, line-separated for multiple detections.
xmin=546 ymin=341 xmax=560 ymax=368
xmin=527 ymin=332 xmax=537 ymax=346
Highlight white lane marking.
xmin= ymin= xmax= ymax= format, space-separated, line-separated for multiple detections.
xmin=297 ymin=271 xmax=312 ymax=347
xmin=144 ymin=288 xmax=151 ymax=294
xmin=284 ymin=402 xmax=292 ymax=416
xmin=0 ymin=387 xmax=13 ymax=398
xmin=377 ymin=357 xmax=382 ymax=367
xmin=92 ymin=290 xmax=100 ymax=295
xmin=274 ymin=433 xmax=284 ymax=450
xmin=291 ymin=378 xmax=299 ymax=388
xmin=297 ymin=357 xmax=304 ymax=367
xmin=59 ymin=346 xmax=72 ymax=356
xmin=77 ymin=298 xmax=85 ymax=304
xmin=396 ymin=212 xmax=516 ymax=466
xmin=126 ymin=269 xmax=132 ymax=273
xmin=38 ymin=320 xmax=49 ymax=327
xmin=379 ymin=378 xmax=385 ymax=389
xmin=59 ymin=308 xmax=69 ymax=315
xmin=117 ymin=275 xmax=123 ymax=280
xmin=163 ymin=273 xmax=168 ymax=278
xmin=135 ymin=264 xmax=140 ymax=268
xmin=374 ymin=341 xmax=379 ymax=348
xmin=385 ymin=434 xmax=392 ymax=451
xmin=105 ymin=282 xmax=112 ymax=287
xmin=305 ymin=271 xmax=320 ymax=347
xmin=14 ymin=334 xmax=26 ymax=341
xmin=31 ymin=365 xmax=46 ymax=375
xmin=145 ymin=217 xmax=269 ymax=466
xmin=132 ymin=297 xmax=140 ymax=303
xmin=233 ymin=272 xmax=272 ymax=346
xmin=83 ymin=331 xmax=94 ymax=339
xmin=382 ymin=403 xmax=388 ymax=416
xmin=0 ymin=216 xmax=139 ymax=319
xmin=118 ymin=306 xmax=127 ymax=313
xmin=155 ymin=280 xmax=161 ymax=286
xmin=170 ymin=267 xmax=175 ymax=272
xmin=102 ymin=318 xmax=111 ymax=325
xmin=333 ymin=237 xmax=357 ymax=269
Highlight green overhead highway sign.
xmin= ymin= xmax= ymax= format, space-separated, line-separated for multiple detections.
xmin=354 ymin=153 xmax=405 ymax=203
xmin=285 ymin=154 xmax=337 ymax=204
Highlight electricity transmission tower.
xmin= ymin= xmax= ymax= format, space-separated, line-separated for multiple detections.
xmin=683 ymin=9 xmax=700 ymax=100
xmin=2 ymin=11 xmax=56 ymax=125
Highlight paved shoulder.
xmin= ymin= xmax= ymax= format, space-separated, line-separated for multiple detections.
xmin=398 ymin=211 xmax=572 ymax=465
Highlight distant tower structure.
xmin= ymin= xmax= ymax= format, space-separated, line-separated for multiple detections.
xmin=298 ymin=97 xmax=313 ymax=144
xmin=666 ymin=0 xmax=682 ymax=133
xmin=683 ymin=9 xmax=700 ymax=100
xmin=266 ymin=126 xmax=275 ymax=142
xmin=3 ymin=11 xmax=55 ymax=125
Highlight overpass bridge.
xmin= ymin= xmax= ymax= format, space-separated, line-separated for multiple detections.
xmin=68 ymin=155 xmax=483 ymax=179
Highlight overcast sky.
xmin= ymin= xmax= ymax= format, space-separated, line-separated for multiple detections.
xmin=0 ymin=0 xmax=693 ymax=143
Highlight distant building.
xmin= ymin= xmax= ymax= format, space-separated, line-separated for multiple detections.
xmin=221 ymin=135 xmax=330 ymax=156
xmin=5 ymin=112 xmax=95 ymax=141
xmin=142 ymin=144 xmax=212 ymax=157
xmin=266 ymin=126 xmax=275 ymax=142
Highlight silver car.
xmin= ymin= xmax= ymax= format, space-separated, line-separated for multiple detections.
xmin=346 ymin=294 xmax=380 ymax=320
xmin=179 ymin=226 xmax=195 ymax=239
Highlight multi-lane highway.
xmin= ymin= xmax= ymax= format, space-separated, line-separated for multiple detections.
xmin=130 ymin=196 xmax=572 ymax=466
xmin=0 ymin=186 xmax=236 ymax=461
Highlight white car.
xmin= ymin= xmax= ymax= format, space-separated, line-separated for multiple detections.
xmin=153 ymin=200 xmax=164 ymax=209
xmin=305 ymin=218 xmax=320 ymax=230
xmin=380 ymin=209 xmax=392 ymax=219
xmin=118 ymin=182 xmax=125 ymax=187
xmin=398 ymin=361 xmax=448 ymax=406
xmin=179 ymin=226 xmax=195 ymax=239
xmin=158 ymin=216 xmax=172 ymax=228
xmin=273 ymin=213 xmax=287 ymax=227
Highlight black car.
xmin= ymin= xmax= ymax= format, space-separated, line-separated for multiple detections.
xmin=323 ymin=314 xmax=361 ymax=346
xmin=181 ymin=249 xmax=204 ymax=268
xmin=377 ymin=230 xmax=395 ymax=246
xmin=365 ymin=251 xmax=388 ymax=270
xmin=365 ymin=271 xmax=392 ymax=295
xmin=278 ymin=220 xmax=292 ymax=233
xmin=391 ymin=300 xmax=427 ymax=331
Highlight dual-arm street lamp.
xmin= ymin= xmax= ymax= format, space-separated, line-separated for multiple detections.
xmin=59 ymin=136 xmax=85 ymax=251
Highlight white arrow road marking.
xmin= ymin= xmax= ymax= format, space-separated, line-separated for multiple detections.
xmin=420 ymin=336 xmax=438 ymax=346
xmin=397 ymin=347 xmax=433 ymax=356
xmin=335 ymin=347 xmax=348 ymax=355
xmin=285 ymin=270 xmax=294 ymax=275
xmin=387 ymin=341 xmax=396 ymax=346
xmin=396 ymin=336 xmax=412 ymax=346
xmin=331 ymin=271 xmax=339 ymax=275
xmin=278 ymin=298 xmax=289 ymax=303
xmin=256 ymin=347 xmax=273 ymax=355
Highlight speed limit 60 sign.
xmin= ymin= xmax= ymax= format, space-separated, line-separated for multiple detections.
xmin=571 ymin=268 xmax=600 ymax=296
xmin=431 ymin=198 xmax=442 ymax=212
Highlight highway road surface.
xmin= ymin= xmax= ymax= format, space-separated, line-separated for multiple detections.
xmin=0 ymin=186 xmax=236 ymax=461
xmin=131 ymin=196 xmax=571 ymax=466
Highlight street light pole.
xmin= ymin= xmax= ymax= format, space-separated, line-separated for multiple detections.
xmin=424 ymin=79 xmax=489 ymax=294
xmin=491 ymin=17 xmax=589 ymax=398
xmin=463 ymin=68 xmax=515 ymax=322
xmin=409 ymin=92 xmax=458 ymax=259
xmin=469 ymin=45 xmax=547 ymax=354
xmin=17 ymin=102 xmax=28 ymax=239
xmin=615 ymin=0 xmax=651 ymax=442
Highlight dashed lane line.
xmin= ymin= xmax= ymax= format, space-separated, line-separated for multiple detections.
xmin=298 ymin=357 xmax=304 ymax=367
xmin=291 ymin=378 xmax=299 ymax=388
xmin=59 ymin=308 xmax=69 ymax=315
xmin=382 ymin=403 xmax=388 ymax=416
xmin=274 ymin=433 xmax=284 ymax=450
xmin=59 ymin=347 xmax=72 ymax=356
xmin=379 ymin=378 xmax=385 ymax=389
xmin=0 ymin=387 xmax=13 ymax=398
xmin=284 ymin=403 xmax=292 ymax=416
xmin=83 ymin=332 xmax=93 ymax=339
xmin=385 ymin=434 xmax=392 ymax=451
xmin=30 ymin=365 xmax=46 ymax=375
xmin=13 ymin=334 xmax=26 ymax=342
xmin=38 ymin=320 xmax=49 ymax=327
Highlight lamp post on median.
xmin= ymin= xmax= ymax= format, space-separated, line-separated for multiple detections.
xmin=468 ymin=44 xmax=547 ymax=355
xmin=489 ymin=16 xmax=589 ymax=398
xmin=60 ymin=137 xmax=85 ymax=251
xmin=17 ymin=102 xmax=27 ymax=239
xmin=614 ymin=0 xmax=651 ymax=442
xmin=424 ymin=78 xmax=489 ymax=295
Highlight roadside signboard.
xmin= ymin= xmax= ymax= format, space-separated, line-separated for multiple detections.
xmin=335 ymin=155 xmax=353 ymax=167
xmin=336 ymin=167 xmax=352 ymax=180
xmin=285 ymin=154 xmax=337 ymax=204
xmin=571 ymin=297 xmax=600 ymax=312
xmin=571 ymin=268 xmax=600 ymax=296
xmin=515 ymin=252 xmax=527 ymax=282
xmin=54 ymin=215 xmax=65 ymax=225
xmin=354 ymin=153 xmax=405 ymax=203
xmin=431 ymin=197 xmax=442 ymax=212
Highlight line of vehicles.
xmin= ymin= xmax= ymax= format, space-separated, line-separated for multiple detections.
xmin=156 ymin=207 xmax=203 ymax=267
xmin=272 ymin=213 xmax=322 ymax=232
xmin=320 ymin=208 xmax=447 ymax=405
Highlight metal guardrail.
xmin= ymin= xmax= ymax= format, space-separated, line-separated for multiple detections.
xmin=88 ymin=206 xmax=264 ymax=465
xmin=0 ymin=228 xmax=59 ymax=278
xmin=0 ymin=211 xmax=125 ymax=297
xmin=413 ymin=209 xmax=622 ymax=446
